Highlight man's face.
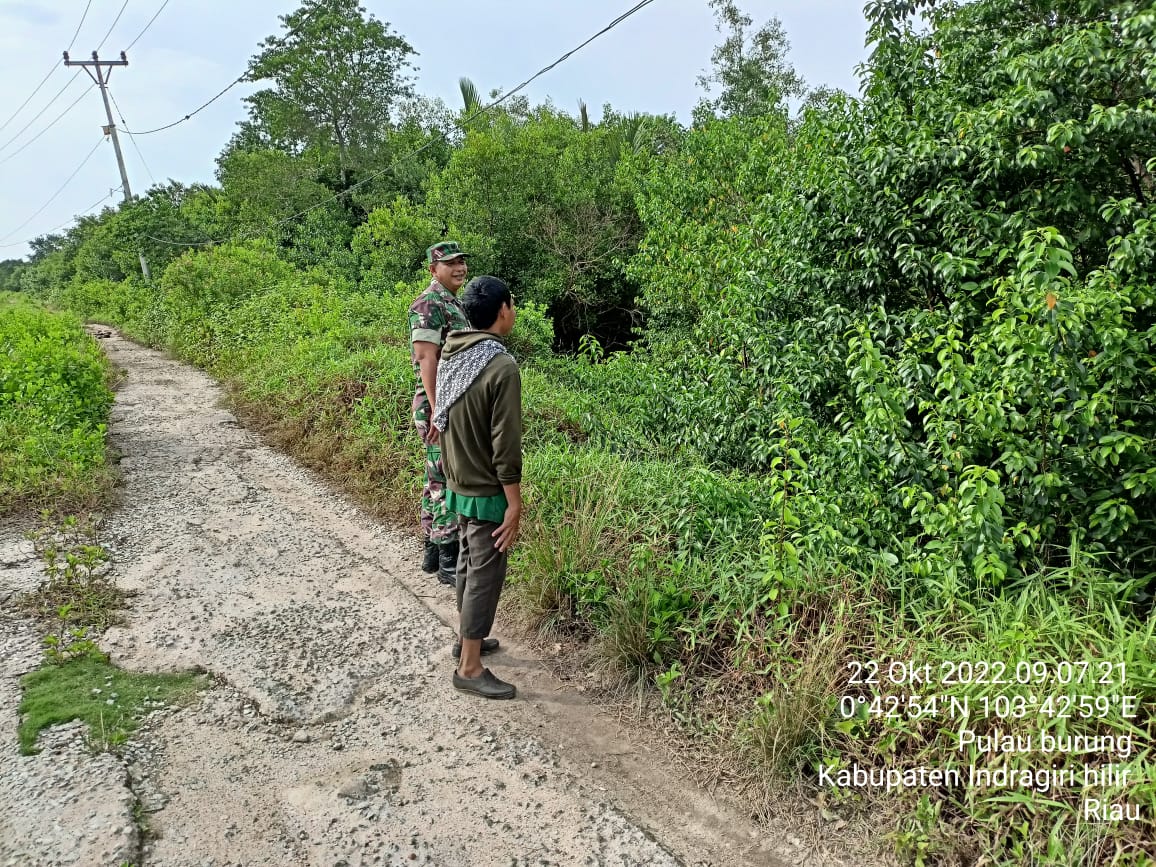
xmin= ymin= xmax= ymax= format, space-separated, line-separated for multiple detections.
xmin=432 ymin=256 xmax=468 ymax=292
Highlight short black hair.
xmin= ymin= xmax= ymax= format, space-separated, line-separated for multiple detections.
xmin=460 ymin=275 xmax=512 ymax=329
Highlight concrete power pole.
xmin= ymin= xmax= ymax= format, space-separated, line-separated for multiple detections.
xmin=63 ymin=50 xmax=151 ymax=280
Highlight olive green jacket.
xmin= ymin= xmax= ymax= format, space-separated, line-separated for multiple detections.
xmin=439 ymin=330 xmax=522 ymax=497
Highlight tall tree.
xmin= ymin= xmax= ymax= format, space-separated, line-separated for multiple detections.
xmin=241 ymin=0 xmax=416 ymax=186
xmin=694 ymin=0 xmax=806 ymax=123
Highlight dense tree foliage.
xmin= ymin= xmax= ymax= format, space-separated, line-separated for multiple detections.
xmin=0 ymin=259 xmax=21 ymax=292
xmin=629 ymin=0 xmax=1156 ymax=594
xmin=423 ymin=105 xmax=655 ymax=347
xmin=239 ymin=0 xmax=416 ymax=186
xmin=14 ymin=0 xmax=1153 ymax=590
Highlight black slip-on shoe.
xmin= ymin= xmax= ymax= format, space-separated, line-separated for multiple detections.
xmin=452 ymin=667 xmax=516 ymax=700
xmin=451 ymin=638 xmax=500 ymax=660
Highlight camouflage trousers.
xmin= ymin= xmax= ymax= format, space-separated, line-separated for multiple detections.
xmin=414 ymin=408 xmax=458 ymax=544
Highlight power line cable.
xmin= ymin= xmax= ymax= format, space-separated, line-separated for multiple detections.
xmin=121 ymin=73 xmax=246 ymax=135
xmin=0 ymin=83 xmax=94 ymax=167
xmin=255 ymin=0 xmax=661 ymax=237
xmin=80 ymin=186 xmax=123 ymax=217
xmin=0 ymin=0 xmax=94 ymax=138
xmin=28 ymin=1 xmax=658 ymax=252
xmin=141 ymin=230 xmax=217 ymax=246
xmin=0 ymin=186 xmax=121 ymax=250
xmin=0 ymin=81 xmax=91 ymax=166
xmin=0 ymin=63 xmax=59 ymax=136
xmin=0 ymin=72 xmax=82 ymax=155
xmin=123 ymin=0 xmax=172 ymax=52
xmin=0 ymin=2 xmax=160 ymax=253
xmin=156 ymin=0 xmax=659 ymax=248
xmin=68 ymin=0 xmax=95 ymax=51
xmin=96 ymin=0 xmax=132 ymax=53
xmin=119 ymin=5 xmax=321 ymax=136
xmin=0 ymin=136 xmax=106 ymax=243
xmin=494 ymin=0 xmax=658 ymax=116
xmin=108 ymin=90 xmax=157 ymax=186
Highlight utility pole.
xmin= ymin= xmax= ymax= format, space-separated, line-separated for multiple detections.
xmin=63 ymin=50 xmax=150 ymax=280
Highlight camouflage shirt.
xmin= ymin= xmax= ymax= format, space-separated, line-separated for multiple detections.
xmin=408 ymin=279 xmax=469 ymax=415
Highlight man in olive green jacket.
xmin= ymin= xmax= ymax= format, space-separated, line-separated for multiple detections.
xmin=432 ymin=276 xmax=521 ymax=700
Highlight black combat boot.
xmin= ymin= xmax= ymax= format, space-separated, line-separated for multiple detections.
xmin=437 ymin=538 xmax=459 ymax=586
xmin=421 ymin=539 xmax=439 ymax=574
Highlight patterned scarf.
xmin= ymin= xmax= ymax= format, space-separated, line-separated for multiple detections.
xmin=432 ymin=335 xmax=511 ymax=432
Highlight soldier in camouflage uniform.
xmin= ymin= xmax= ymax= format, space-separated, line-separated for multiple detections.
xmin=409 ymin=241 xmax=471 ymax=584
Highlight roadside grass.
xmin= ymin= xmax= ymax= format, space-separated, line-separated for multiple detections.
xmin=223 ymin=340 xmax=424 ymax=526
xmin=510 ymin=444 xmax=1156 ymax=865
xmin=687 ymin=559 xmax=1156 ymax=867
xmin=18 ymin=650 xmax=207 ymax=755
xmin=512 ymin=446 xmax=638 ymax=633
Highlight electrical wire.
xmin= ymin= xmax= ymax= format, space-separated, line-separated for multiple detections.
xmin=108 ymin=90 xmax=157 ymax=186
xmin=123 ymin=0 xmax=172 ymax=52
xmin=0 ymin=81 xmax=93 ymax=165
xmin=18 ymin=0 xmax=660 ymax=253
xmin=255 ymin=0 xmax=660 ymax=237
xmin=0 ymin=186 xmax=121 ymax=250
xmin=491 ymin=0 xmax=658 ymax=119
xmin=74 ymin=186 xmax=123 ymax=220
xmin=0 ymin=63 xmax=59 ymax=137
xmin=0 ymin=72 xmax=83 ymax=156
xmin=118 ymin=5 xmax=338 ymax=137
xmin=0 ymin=0 xmax=95 ymax=139
xmin=141 ymin=231 xmax=217 ymax=246
xmin=120 ymin=73 xmax=246 ymax=135
xmin=68 ymin=0 xmax=95 ymax=52
xmin=95 ymin=0 xmax=131 ymax=53
xmin=0 ymin=137 xmax=107 ymax=243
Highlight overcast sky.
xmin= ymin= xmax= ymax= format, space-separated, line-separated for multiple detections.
xmin=0 ymin=0 xmax=871 ymax=260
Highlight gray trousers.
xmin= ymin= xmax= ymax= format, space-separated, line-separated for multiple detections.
xmin=455 ymin=517 xmax=508 ymax=640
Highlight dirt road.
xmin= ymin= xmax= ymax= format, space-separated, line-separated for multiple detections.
xmin=0 ymin=332 xmax=843 ymax=866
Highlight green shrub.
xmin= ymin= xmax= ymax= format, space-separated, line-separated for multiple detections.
xmin=0 ymin=296 xmax=113 ymax=513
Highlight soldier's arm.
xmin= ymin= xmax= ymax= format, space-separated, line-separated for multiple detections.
xmin=410 ymin=293 xmax=447 ymax=420
xmin=413 ymin=341 xmax=440 ymax=411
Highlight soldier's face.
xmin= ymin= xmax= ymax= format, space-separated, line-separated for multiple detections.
xmin=432 ymin=257 xmax=468 ymax=291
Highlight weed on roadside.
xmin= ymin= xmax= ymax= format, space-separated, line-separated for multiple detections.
xmin=20 ymin=513 xmax=127 ymax=649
